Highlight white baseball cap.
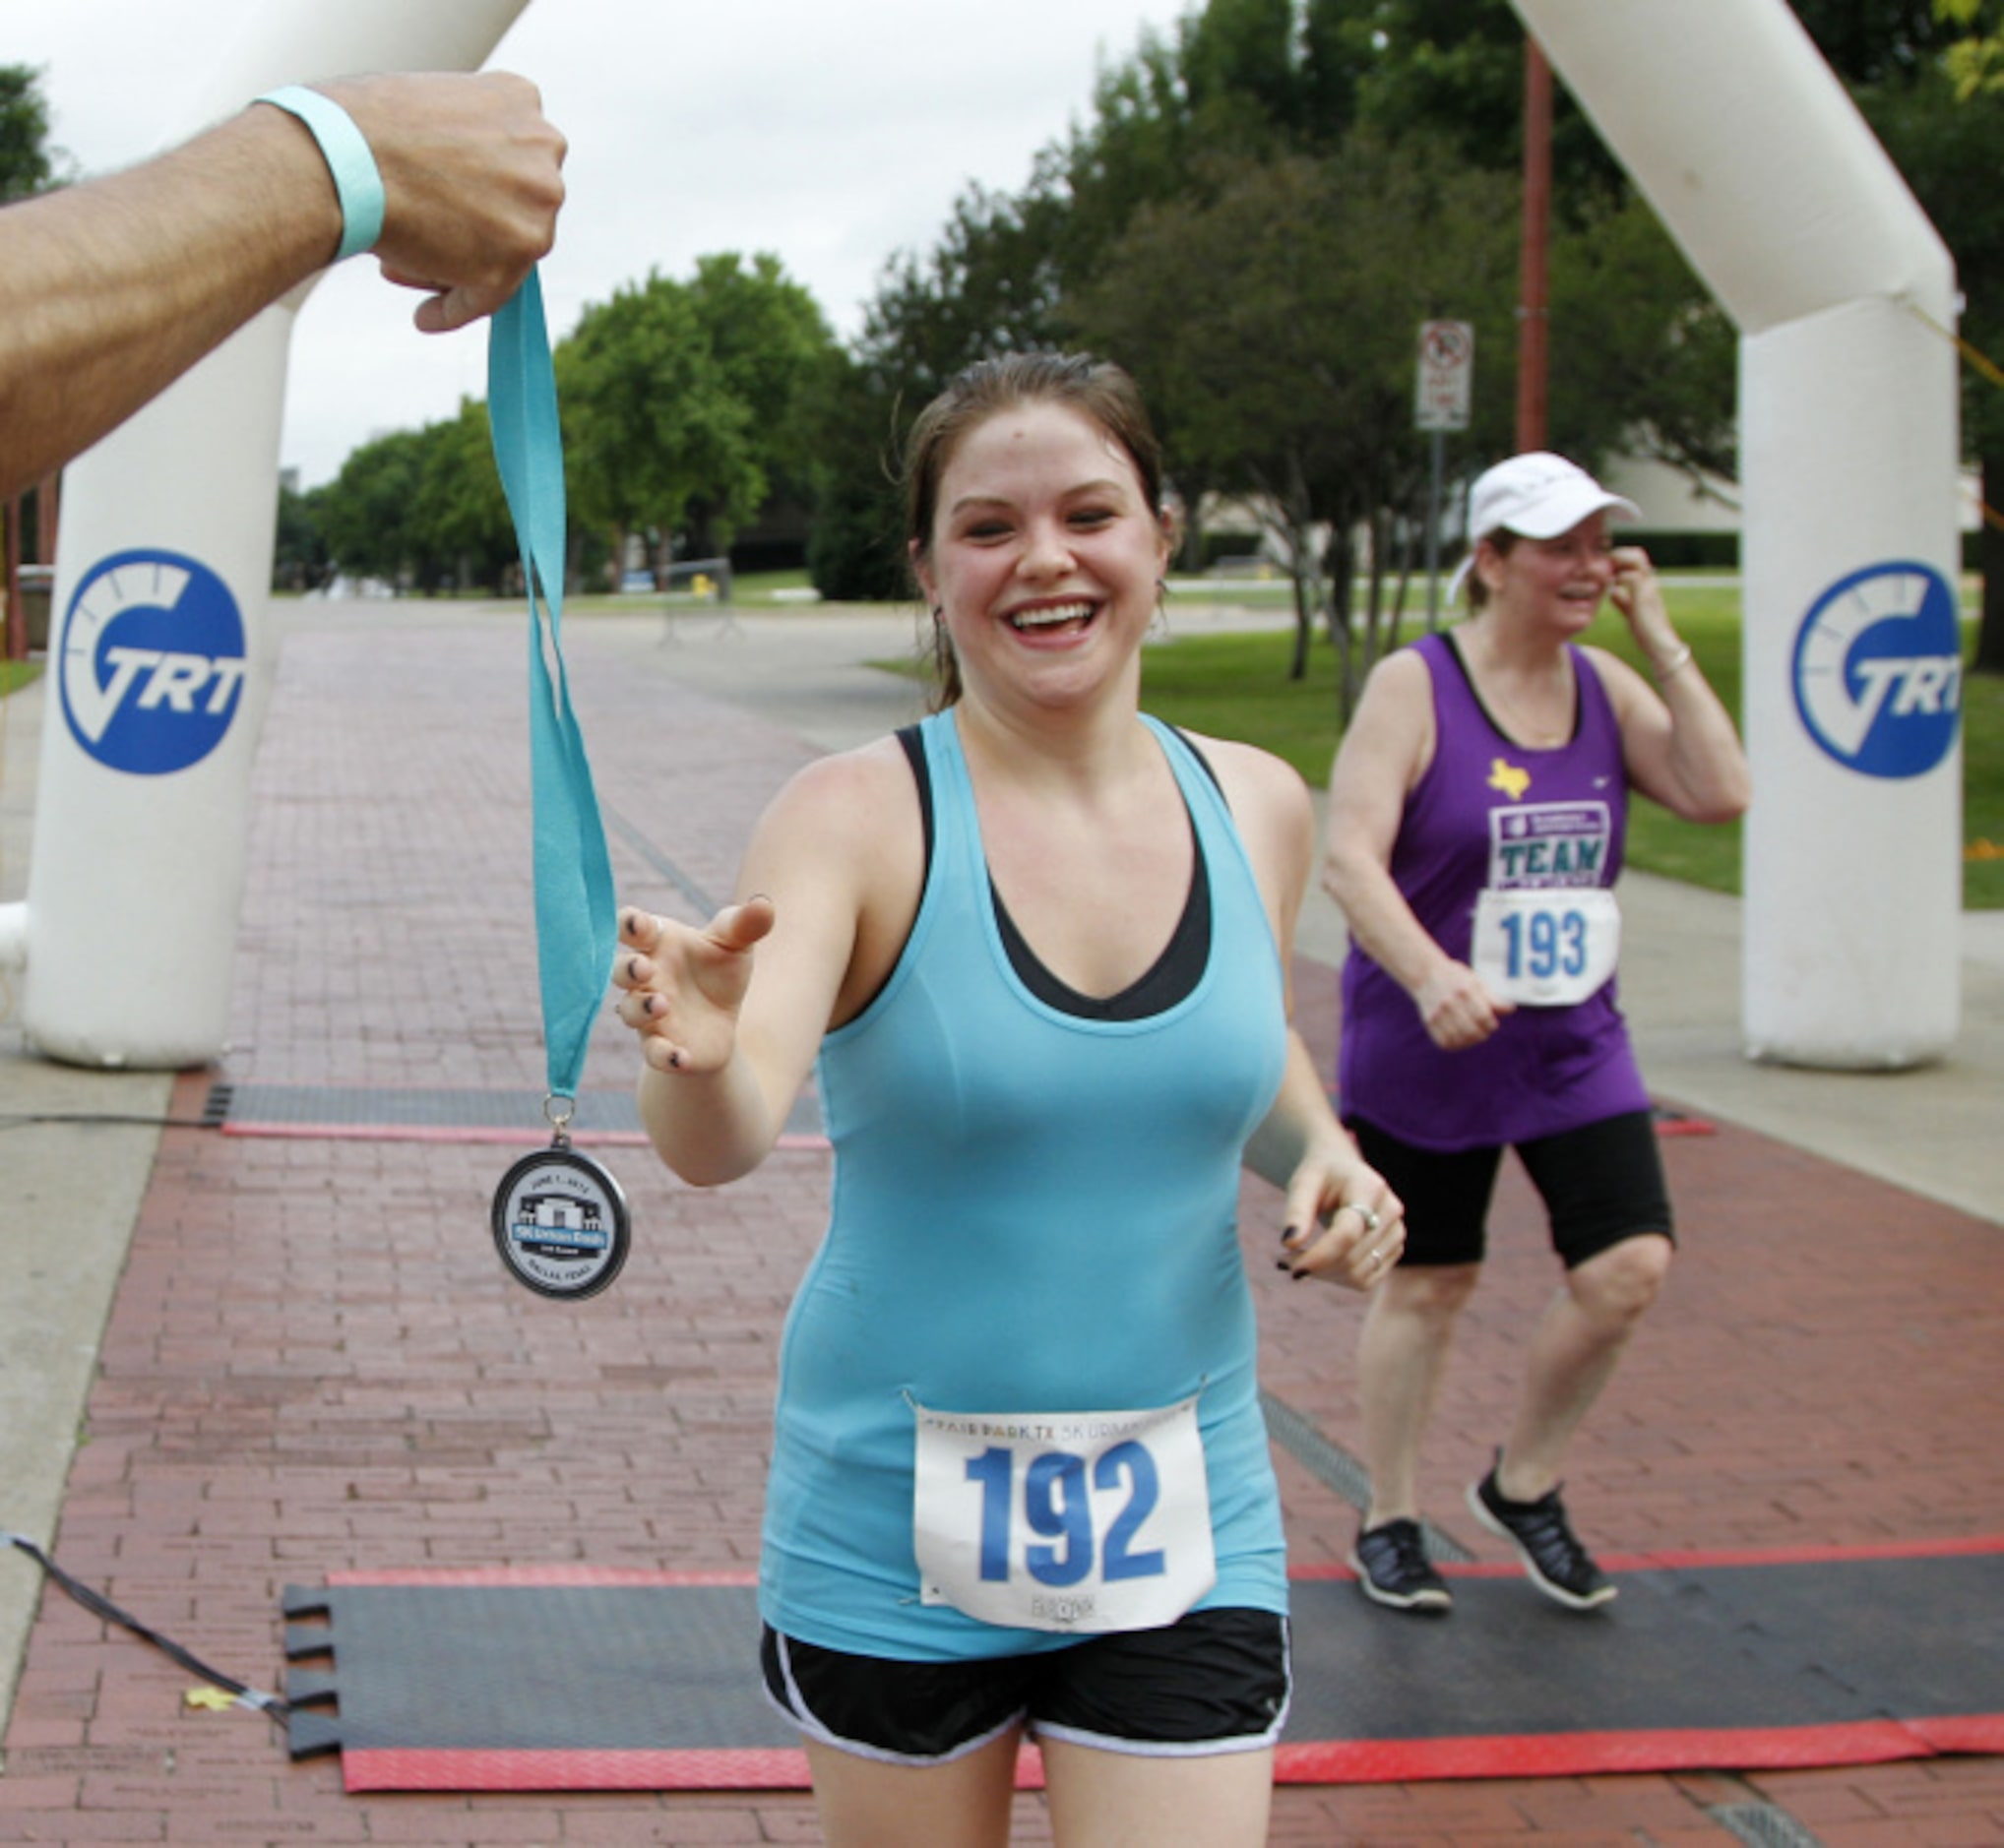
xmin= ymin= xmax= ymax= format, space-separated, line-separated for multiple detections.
xmin=1448 ymin=452 xmax=1639 ymax=602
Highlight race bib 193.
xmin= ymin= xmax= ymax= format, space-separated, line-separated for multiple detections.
xmin=1472 ymin=887 xmax=1620 ymax=1006
xmin=911 ymin=1396 xmax=1216 ymax=1633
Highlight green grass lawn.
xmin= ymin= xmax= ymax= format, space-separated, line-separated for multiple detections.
xmin=1956 ymin=639 xmax=2004 ymax=909
xmin=1132 ymin=581 xmax=2001 ymax=906
xmin=1 ymin=659 xmax=43 ymax=698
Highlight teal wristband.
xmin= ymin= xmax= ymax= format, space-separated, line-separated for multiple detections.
xmin=257 ymin=85 xmax=385 ymax=263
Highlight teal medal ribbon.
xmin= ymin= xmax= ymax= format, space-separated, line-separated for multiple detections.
xmin=485 ymin=269 xmax=630 ymax=1299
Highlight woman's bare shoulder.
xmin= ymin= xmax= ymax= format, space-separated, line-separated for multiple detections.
xmin=1174 ymin=732 xmax=1313 ymax=868
xmin=762 ymin=732 xmax=917 ymax=829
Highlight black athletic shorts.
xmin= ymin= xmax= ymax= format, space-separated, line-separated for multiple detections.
xmin=760 ymin=1607 xmax=1290 ymax=1764
xmin=1348 ymin=1108 xmax=1673 ymax=1270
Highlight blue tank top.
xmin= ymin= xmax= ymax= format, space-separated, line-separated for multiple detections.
xmin=1339 ymin=631 xmax=1651 ymax=1150
xmin=759 ymin=711 xmax=1290 ymax=1661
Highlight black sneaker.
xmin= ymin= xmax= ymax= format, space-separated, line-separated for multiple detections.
xmin=1349 ymin=1518 xmax=1452 ymax=1613
xmin=1468 ymin=1460 xmax=1616 ymax=1610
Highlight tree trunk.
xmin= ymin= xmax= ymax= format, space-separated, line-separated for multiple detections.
xmin=1975 ymin=450 xmax=2004 ymax=676
xmin=4 ymin=495 xmax=23 ymax=660
xmin=1175 ymin=470 xmax=1210 ymax=573
xmin=1388 ymin=507 xmax=1417 ymax=655
xmin=1324 ymin=521 xmax=1354 ymax=651
xmin=1363 ymin=506 xmax=1388 ymax=682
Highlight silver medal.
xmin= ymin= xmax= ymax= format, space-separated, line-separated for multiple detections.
xmin=492 ymin=1107 xmax=630 ymax=1299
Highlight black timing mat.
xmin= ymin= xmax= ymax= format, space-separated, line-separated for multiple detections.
xmin=281 ymin=1545 xmax=2004 ymax=1791
xmin=207 ymin=1082 xmax=827 ymax=1147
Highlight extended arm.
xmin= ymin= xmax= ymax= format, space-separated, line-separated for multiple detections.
xmin=613 ymin=747 xmax=908 ymax=1188
xmin=1322 ymin=649 xmax=1513 ymax=1051
xmin=0 ymin=71 xmax=563 ymax=498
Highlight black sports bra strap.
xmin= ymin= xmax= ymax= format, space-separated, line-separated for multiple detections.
xmin=897 ymin=721 xmax=1212 ymax=1021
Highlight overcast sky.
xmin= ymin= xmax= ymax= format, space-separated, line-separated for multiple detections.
xmin=4 ymin=0 xmax=1194 ymax=486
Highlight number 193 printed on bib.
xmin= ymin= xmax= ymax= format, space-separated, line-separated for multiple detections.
xmin=1472 ymin=887 xmax=1620 ymax=1007
xmin=911 ymin=1396 xmax=1217 ymax=1633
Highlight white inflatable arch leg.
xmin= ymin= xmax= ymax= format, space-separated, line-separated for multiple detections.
xmin=1514 ymin=0 xmax=1963 ymax=1069
xmin=3 ymin=0 xmax=530 ymax=1068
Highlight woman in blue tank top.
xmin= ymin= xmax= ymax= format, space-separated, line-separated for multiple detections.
xmin=611 ymin=354 xmax=1401 ymax=1846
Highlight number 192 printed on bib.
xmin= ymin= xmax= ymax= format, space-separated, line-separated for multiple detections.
xmin=911 ymin=1396 xmax=1217 ymax=1633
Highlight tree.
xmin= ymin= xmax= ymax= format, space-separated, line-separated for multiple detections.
xmin=857 ymin=185 xmax=1072 ymax=398
xmin=273 ymin=481 xmax=332 ymax=592
xmin=803 ymin=354 xmax=912 ymax=604
xmin=418 ymin=398 xmax=516 ymax=591
xmin=807 ymin=189 xmax=1075 ymax=604
xmin=1862 ymin=61 xmax=2004 ymax=670
xmin=556 ymin=272 xmax=762 ymax=583
xmin=318 ymin=427 xmax=433 ymax=588
xmin=1048 ymin=0 xmax=1376 ymax=297
xmin=1349 ymin=0 xmax=1624 ymax=208
xmin=3 ymin=64 xmax=66 ymax=659
xmin=831 ymin=0 xmax=1729 ymax=637
xmin=833 ymin=0 xmax=1378 ymax=608
xmin=1789 ymin=0 xmax=1952 ymax=83
xmin=1348 ymin=0 xmax=1736 ymax=493
xmin=0 ymin=64 xmax=64 ymax=204
xmin=1936 ymin=0 xmax=2004 ymax=91
xmin=313 ymin=405 xmax=513 ymax=593
xmin=1786 ymin=0 xmax=2004 ymax=670
xmin=1074 ymin=139 xmax=1520 ymax=708
xmin=558 ymin=257 xmax=836 ymax=582
xmin=1545 ymin=196 xmax=1736 ymax=484
xmin=683 ymin=253 xmax=841 ymax=552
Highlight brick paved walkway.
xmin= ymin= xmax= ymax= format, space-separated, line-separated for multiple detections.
xmin=2 ymin=607 xmax=2001 ymax=1844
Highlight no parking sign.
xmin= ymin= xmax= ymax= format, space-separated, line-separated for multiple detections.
xmin=1415 ymin=320 xmax=1473 ymax=432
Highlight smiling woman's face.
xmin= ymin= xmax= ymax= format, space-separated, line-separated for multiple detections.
xmin=1480 ymin=512 xmax=1616 ymax=635
xmin=914 ymin=399 xmax=1170 ymax=715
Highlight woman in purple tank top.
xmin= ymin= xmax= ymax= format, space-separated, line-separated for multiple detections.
xmin=1322 ymin=453 xmax=1749 ymax=1617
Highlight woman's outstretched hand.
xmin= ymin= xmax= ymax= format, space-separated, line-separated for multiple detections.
xmin=611 ymin=897 xmax=776 ymax=1075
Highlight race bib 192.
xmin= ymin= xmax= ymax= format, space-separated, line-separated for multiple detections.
xmin=911 ymin=1396 xmax=1216 ymax=1633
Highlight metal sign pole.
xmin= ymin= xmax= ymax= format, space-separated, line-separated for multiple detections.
xmin=1415 ymin=320 xmax=1473 ymax=634
xmin=1425 ymin=428 xmax=1445 ymax=631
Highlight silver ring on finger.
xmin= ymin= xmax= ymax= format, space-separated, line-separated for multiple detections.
xmin=1352 ymin=1203 xmax=1381 ymax=1235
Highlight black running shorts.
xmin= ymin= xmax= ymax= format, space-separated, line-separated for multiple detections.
xmin=1348 ymin=1108 xmax=1673 ymax=1269
xmin=760 ymin=1607 xmax=1290 ymax=1764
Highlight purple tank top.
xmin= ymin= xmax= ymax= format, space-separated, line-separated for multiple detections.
xmin=1338 ymin=631 xmax=1651 ymax=1150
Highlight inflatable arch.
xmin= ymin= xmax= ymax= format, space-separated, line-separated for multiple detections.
xmin=0 ymin=0 xmax=530 ymax=1068
xmin=0 ymin=0 xmax=1965 ymax=1073
xmin=1515 ymin=0 xmax=1963 ymax=1069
